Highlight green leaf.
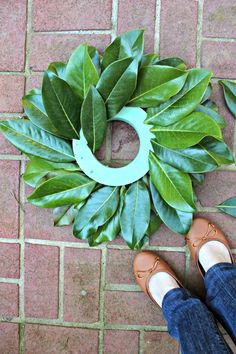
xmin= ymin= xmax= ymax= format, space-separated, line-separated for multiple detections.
xmin=199 ymin=137 xmax=234 ymax=165
xmin=151 ymin=139 xmax=218 ymax=173
xmin=128 ymin=66 xmax=188 ymax=107
xmin=140 ymin=53 xmax=159 ymax=67
xmin=81 ymin=86 xmax=107 ymax=152
xmin=217 ymin=197 xmax=236 ymax=217
xmin=65 ymin=43 xmax=99 ymax=99
xmin=24 ymin=157 xmax=79 ymax=187
xmin=28 ymin=173 xmax=96 ymax=208
xmin=101 ymin=29 xmax=144 ymax=69
xmin=195 ymin=104 xmax=225 ymax=128
xmin=219 ymin=80 xmax=236 ymax=118
xmin=53 ymin=205 xmax=78 ymax=226
xmin=151 ymin=112 xmax=222 ymax=149
xmin=42 ymin=71 xmax=81 ymax=139
xmin=201 ymin=83 xmax=212 ymax=103
xmin=146 ymin=68 xmax=212 ymax=126
xmin=88 ymin=46 xmax=101 ymax=75
xmin=88 ymin=187 xmax=126 ymax=246
xmin=149 ymin=152 xmax=195 ymax=212
xmin=156 ymin=57 xmax=187 ymax=70
xmin=146 ymin=211 xmax=162 ymax=237
xmin=73 ymin=186 xmax=120 ymax=239
xmin=22 ymin=89 xmax=60 ymax=136
xmin=190 ymin=173 xmax=205 ymax=186
xmin=150 ymin=180 xmax=193 ymax=234
xmin=48 ymin=62 xmax=66 ymax=79
xmin=0 ymin=119 xmax=75 ymax=162
xmin=97 ymin=57 xmax=138 ymax=117
xmin=120 ymin=180 xmax=150 ymax=249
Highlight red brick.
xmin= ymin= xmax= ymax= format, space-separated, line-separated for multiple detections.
xmin=160 ymin=0 xmax=198 ymax=67
xmin=64 ymin=248 xmax=101 ymax=323
xmin=0 ymin=243 xmax=20 ymax=278
xmin=30 ymin=34 xmax=111 ymax=71
xmin=25 ymin=325 xmax=99 ymax=354
xmin=106 ymin=250 xmax=185 ymax=285
xmin=0 ymin=161 xmax=19 ymax=238
xmin=24 ymin=244 xmax=59 ymax=319
xmin=0 ymin=76 xmax=24 ymax=112
xmin=196 ymin=171 xmax=236 ymax=207
xmin=27 ymin=75 xmax=43 ymax=91
xmin=33 ymin=0 xmax=112 ymax=31
xmin=149 ymin=224 xmax=186 ymax=247
xmin=0 ymin=283 xmax=19 ymax=317
xmin=0 ymin=118 xmax=20 ymax=155
xmin=0 ymin=323 xmax=19 ymax=354
xmin=111 ymin=121 xmax=139 ymax=160
xmin=118 ymin=0 xmax=156 ymax=52
xmin=104 ymin=330 xmax=139 ymax=354
xmin=202 ymin=41 xmax=236 ymax=79
xmin=211 ymin=81 xmax=235 ymax=149
xmin=203 ymin=0 xmax=236 ymax=38
xmin=0 ymin=0 xmax=26 ymax=71
xmin=144 ymin=331 xmax=179 ymax=354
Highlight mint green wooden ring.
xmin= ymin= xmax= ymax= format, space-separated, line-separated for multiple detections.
xmin=73 ymin=107 xmax=154 ymax=186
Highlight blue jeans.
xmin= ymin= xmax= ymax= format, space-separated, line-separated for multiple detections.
xmin=162 ymin=263 xmax=236 ymax=354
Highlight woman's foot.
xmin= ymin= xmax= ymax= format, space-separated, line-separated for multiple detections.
xmin=133 ymin=251 xmax=181 ymax=307
xmin=186 ymin=218 xmax=233 ymax=275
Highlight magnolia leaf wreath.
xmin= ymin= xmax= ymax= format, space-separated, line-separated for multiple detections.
xmin=0 ymin=29 xmax=235 ymax=249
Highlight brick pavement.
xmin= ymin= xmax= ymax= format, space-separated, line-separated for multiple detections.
xmin=0 ymin=1 xmax=236 ymax=353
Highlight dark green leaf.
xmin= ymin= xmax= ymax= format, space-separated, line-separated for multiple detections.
xmin=28 ymin=173 xmax=96 ymax=208
xmin=128 ymin=66 xmax=188 ymax=107
xmin=65 ymin=43 xmax=99 ymax=99
xmin=199 ymin=137 xmax=234 ymax=165
xmin=48 ymin=62 xmax=66 ymax=79
xmin=146 ymin=211 xmax=162 ymax=237
xmin=195 ymin=105 xmax=225 ymax=128
xmin=24 ymin=157 xmax=79 ymax=187
xmin=0 ymin=119 xmax=75 ymax=162
xmin=190 ymin=173 xmax=205 ymax=186
xmin=53 ymin=205 xmax=78 ymax=226
xmin=201 ymin=83 xmax=212 ymax=103
xmin=120 ymin=180 xmax=150 ymax=249
xmin=146 ymin=68 xmax=212 ymax=126
xmin=150 ymin=180 xmax=193 ymax=234
xmin=88 ymin=46 xmax=101 ymax=75
xmin=217 ymin=197 xmax=236 ymax=217
xmin=156 ymin=57 xmax=187 ymax=70
xmin=97 ymin=57 xmax=138 ymax=117
xmin=42 ymin=71 xmax=81 ymax=139
xmin=101 ymin=29 xmax=144 ymax=69
xmin=140 ymin=53 xmax=159 ymax=67
xmin=219 ymin=80 xmax=236 ymax=118
xmin=149 ymin=152 xmax=195 ymax=212
xmin=22 ymin=89 xmax=60 ymax=136
xmin=151 ymin=139 xmax=218 ymax=173
xmin=81 ymin=86 xmax=107 ymax=152
xmin=151 ymin=112 xmax=222 ymax=149
xmin=73 ymin=186 xmax=120 ymax=239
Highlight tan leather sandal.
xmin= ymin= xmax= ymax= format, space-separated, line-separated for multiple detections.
xmin=186 ymin=217 xmax=234 ymax=277
xmin=133 ymin=251 xmax=182 ymax=307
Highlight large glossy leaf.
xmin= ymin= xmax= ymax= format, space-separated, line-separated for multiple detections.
xmin=217 ymin=197 xmax=236 ymax=217
xmin=151 ymin=112 xmax=222 ymax=149
xmin=53 ymin=205 xmax=78 ymax=226
xmin=48 ymin=62 xmax=66 ymax=79
xmin=24 ymin=157 xmax=79 ymax=187
xmin=149 ymin=152 xmax=195 ymax=212
xmin=146 ymin=211 xmax=162 ymax=237
xmin=201 ymin=83 xmax=212 ymax=103
xmin=219 ymin=80 xmax=236 ymax=118
xmin=140 ymin=53 xmax=159 ymax=68
xmin=88 ymin=46 xmax=101 ymax=75
xmin=120 ymin=180 xmax=150 ymax=249
xmin=28 ymin=173 xmax=96 ymax=208
xmin=88 ymin=187 xmax=126 ymax=246
xmin=42 ymin=71 xmax=81 ymax=139
xmin=199 ymin=137 xmax=234 ymax=165
xmin=146 ymin=68 xmax=212 ymax=126
xmin=101 ymin=29 xmax=144 ymax=69
xmin=97 ymin=57 xmax=138 ymax=117
xmin=0 ymin=119 xmax=75 ymax=162
xmin=156 ymin=57 xmax=187 ymax=70
xmin=22 ymin=89 xmax=60 ymax=136
xmin=128 ymin=66 xmax=188 ymax=107
xmin=150 ymin=180 xmax=193 ymax=234
xmin=81 ymin=86 xmax=107 ymax=152
xmin=65 ymin=43 xmax=99 ymax=99
xmin=195 ymin=105 xmax=225 ymax=128
xmin=151 ymin=139 xmax=218 ymax=173
xmin=73 ymin=186 xmax=120 ymax=239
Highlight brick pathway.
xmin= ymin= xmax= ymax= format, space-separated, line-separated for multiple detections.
xmin=0 ymin=1 xmax=236 ymax=353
